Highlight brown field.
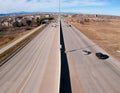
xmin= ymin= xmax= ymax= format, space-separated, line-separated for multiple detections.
xmin=0 ymin=31 xmax=29 ymax=49
xmin=66 ymin=16 xmax=120 ymax=61
xmin=0 ymin=26 xmax=36 ymax=49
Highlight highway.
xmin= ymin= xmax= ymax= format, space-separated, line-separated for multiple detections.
xmin=61 ymin=20 xmax=120 ymax=93
xmin=0 ymin=23 xmax=60 ymax=93
xmin=0 ymin=19 xmax=120 ymax=93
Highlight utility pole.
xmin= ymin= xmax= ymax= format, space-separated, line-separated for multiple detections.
xmin=59 ymin=0 xmax=61 ymax=21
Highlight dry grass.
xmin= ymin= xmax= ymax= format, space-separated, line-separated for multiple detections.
xmin=0 ymin=31 xmax=29 ymax=49
xmin=67 ymin=18 xmax=120 ymax=61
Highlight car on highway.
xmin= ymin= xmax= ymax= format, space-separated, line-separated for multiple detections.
xmin=82 ymin=50 xmax=91 ymax=55
xmin=51 ymin=24 xmax=57 ymax=27
xmin=96 ymin=52 xmax=109 ymax=59
xmin=69 ymin=25 xmax=71 ymax=27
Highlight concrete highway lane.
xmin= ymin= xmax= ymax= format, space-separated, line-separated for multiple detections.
xmin=61 ymin=20 xmax=120 ymax=93
xmin=0 ymin=23 xmax=60 ymax=93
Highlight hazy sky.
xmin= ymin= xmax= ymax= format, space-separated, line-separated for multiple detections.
xmin=0 ymin=0 xmax=120 ymax=15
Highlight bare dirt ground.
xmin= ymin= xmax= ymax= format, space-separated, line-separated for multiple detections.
xmin=66 ymin=17 xmax=120 ymax=61
xmin=0 ymin=26 xmax=36 ymax=49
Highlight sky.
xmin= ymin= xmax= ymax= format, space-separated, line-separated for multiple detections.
xmin=0 ymin=0 xmax=120 ymax=16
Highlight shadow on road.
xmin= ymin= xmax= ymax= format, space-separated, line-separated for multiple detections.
xmin=60 ymin=21 xmax=72 ymax=93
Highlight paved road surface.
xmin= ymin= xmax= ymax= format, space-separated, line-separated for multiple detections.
xmin=0 ymin=23 xmax=60 ymax=93
xmin=61 ymin=20 xmax=120 ymax=93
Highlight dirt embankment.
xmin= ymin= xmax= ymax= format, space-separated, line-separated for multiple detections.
xmin=66 ymin=17 xmax=120 ymax=61
xmin=0 ymin=31 xmax=29 ymax=49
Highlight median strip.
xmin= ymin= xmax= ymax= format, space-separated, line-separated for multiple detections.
xmin=59 ymin=21 xmax=72 ymax=93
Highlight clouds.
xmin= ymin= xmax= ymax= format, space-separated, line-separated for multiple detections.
xmin=0 ymin=0 xmax=58 ymax=13
xmin=61 ymin=0 xmax=107 ymax=6
xmin=0 ymin=0 xmax=109 ymax=14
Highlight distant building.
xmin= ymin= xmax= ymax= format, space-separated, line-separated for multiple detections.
xmin=68 ymin=15 xmax=72 ymax=18
xmin=45 ymin=15 xmax=50 ymax=18
xmin=1 ymin=21 xmax=9 ymax=26
xmin=35 ymin=15 xmax=41 ymax=18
